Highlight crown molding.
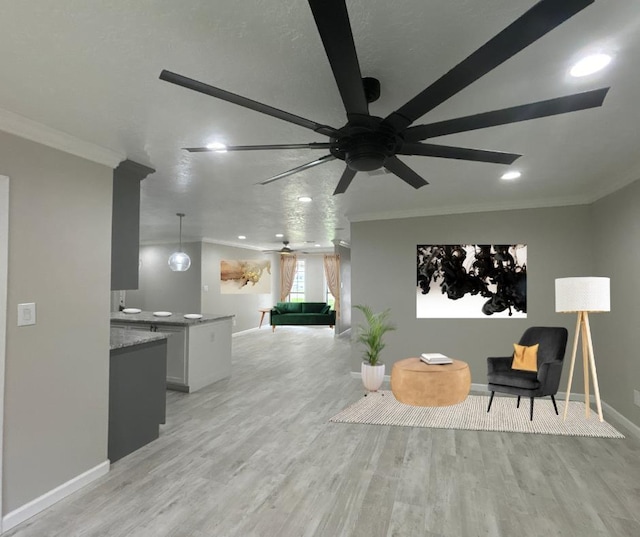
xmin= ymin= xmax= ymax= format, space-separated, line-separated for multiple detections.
xmin=200 ymin=237 xmax=333 ymax=255
xmin=346 ymin=193 xmax=593 ymax=223
xmin=346 ymin=172 xmax=640 ymax=224
xmin=139 ymin=239 xmax=201 ymax=247
xmin=583 ymin=170 xmax=640 ymax=204
xmin=0 ymin=107 xmax=124 ymax=168
xmin=139 ymin=237 xmax=267 ymax=252
xmin=201 ymin=237 xmax=265 ymax=251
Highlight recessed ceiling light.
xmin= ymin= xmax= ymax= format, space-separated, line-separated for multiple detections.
xmin=501 ymin=171 xmax=521 ymax=180
xmin=238 ymin=235 xmax=246 ymax=240
xmin=570 ymin=53 xmax=612 ymax=77
xmin=298 ymin=196 xmax=312 ymax=202
xmin=206 ymin=142 xmax=228 ymax=152
xmin=315 ymin=244 xmax=321 ymax=247
xmin=275 ymin=233 xmax=284 ymax=238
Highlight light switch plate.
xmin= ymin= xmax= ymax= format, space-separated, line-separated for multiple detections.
xmin=17 ymin=302 xmax=36 ymax=326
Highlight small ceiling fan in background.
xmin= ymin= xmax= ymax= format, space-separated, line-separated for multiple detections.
xmin=262 ymin=241 xmax=309 ymax=255
xmin=160 ymin=0 xmax=609 ymax=195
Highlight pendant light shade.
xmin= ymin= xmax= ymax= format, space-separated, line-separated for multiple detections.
xmin=168 ymin=213 xmax=191 ymax=272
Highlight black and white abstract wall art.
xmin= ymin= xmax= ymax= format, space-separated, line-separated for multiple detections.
xmin=417 ymin=244 xmax=527 ymax=318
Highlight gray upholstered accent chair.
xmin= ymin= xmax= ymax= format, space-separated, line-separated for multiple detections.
xmin=487 ymin=327 xmax=568 ymax=420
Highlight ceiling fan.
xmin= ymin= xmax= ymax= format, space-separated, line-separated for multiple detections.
xmin=160 ymin=0 xmax=609 ymax=195
xmin=262 ymin=241 xmax=304 ymax=255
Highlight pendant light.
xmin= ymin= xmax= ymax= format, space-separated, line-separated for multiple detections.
xmin=168 ymin=212 xmax=191 ymax=271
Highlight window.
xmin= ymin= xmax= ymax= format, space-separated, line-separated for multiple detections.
xmin=325 ymin=280 xmax=336 ymax=308
xmin=289 ymin=260 xmax=305 ymax=302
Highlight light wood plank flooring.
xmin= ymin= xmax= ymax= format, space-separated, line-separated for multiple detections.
xmin=6 ymin=326 xmax=640 ymax=537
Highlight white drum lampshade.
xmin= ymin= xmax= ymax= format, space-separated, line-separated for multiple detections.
xmin=555 ymin=277 xmax=610 ymax=313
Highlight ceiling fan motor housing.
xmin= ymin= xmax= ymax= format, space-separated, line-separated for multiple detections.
xmin=331 ymin=116 xmax=402 ymax=172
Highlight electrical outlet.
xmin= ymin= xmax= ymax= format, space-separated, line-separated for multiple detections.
xmin=634 ymin=389 xmax=640 ymax=408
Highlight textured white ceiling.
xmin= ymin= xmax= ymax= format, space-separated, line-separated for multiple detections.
xmin=1 ymin=0 xmax=639 ymax=251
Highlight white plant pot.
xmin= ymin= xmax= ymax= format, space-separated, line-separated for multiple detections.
xmin=361 ymin=361 xmax=385 ymax=392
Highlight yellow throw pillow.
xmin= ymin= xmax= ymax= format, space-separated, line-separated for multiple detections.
xmin=512 ymin=343 xmax=539 ymax=372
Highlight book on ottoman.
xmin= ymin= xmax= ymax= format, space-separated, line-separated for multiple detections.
xmin=420 ymin=352 xmax=453 ymax=365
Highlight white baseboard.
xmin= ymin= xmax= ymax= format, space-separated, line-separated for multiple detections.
xmin=600 ymin=401 xmax=640 ymax=441
xmin=349 ymin=374 xmax=640 ymax=439
xmin=335 ymin=328 xmax=352 ymax=339
xmin=233 ymin=325 xmax=282 ymax=336
xmin=2 ymin=460 xmax=109 ymax=532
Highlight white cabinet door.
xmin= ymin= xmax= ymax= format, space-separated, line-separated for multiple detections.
xmin=187 ymin=319 xmax=232 ymax=392
xmin=158 ymin=325 xmax=188 ymax=388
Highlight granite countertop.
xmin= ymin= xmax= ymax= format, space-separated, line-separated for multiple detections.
xmin=110 ymin=327 xmax=169 ymax=350
xmin=111 ymin=311 xmax=234 ymax=326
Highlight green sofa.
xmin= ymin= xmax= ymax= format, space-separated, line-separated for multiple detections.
xmin=270 ymin=302 xmax=336 ymax=331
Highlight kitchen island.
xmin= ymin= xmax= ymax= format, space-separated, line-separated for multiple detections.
xmin=111 ymin=311 xmax=234 ymax=393
xmin=109 ymin=327 xmax=168 ymax=462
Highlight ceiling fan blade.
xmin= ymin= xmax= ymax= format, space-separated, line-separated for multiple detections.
xmin=404 ymin=88 xmax=610 ymax=141
xmin=185 ymin=142 xmax=334 ymax=152
xmin=399 ymin=143 xmax=521 ymax=165
xmin=259 ymin=155 xmax=336 ymax=185
xmin=308 ymin=0 xmax=369 ymax=117
xmin=384 ymin=156 xmax=429 ymax=189
xmin=333 ymin=167 xmax=357 ymax=195
xmin=384 ymin=0 xmax=594 ymax=131
xmin=160 ymin=70 xmax=338 ymax=137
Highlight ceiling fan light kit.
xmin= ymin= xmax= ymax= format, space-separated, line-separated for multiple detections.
xmin=161 ymin=0 xmax=610 ymax=196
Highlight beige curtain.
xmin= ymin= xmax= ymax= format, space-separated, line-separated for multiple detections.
xmin=279 ymin=254 xmax=297 ymax=302
xmin=323 ymin=254 xmax=340 ymax=319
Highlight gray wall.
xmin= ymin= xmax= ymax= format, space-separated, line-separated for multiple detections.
xmin=301 ymin=255 xmax=325 ymax=302
xmin=201 ymin=242 xmax=273 ymax=333
xmin=351 ymin=205 xmax=593 ymax=394
xmin=1 ymin=131 xmax=112 ymax=513
xmin=591 ymin=178 xmax=640 ymax=426
xmin=126 ymin=242 xmax=202 ymax=314
xmin=336 ymin=245 xmax=351 ymax=335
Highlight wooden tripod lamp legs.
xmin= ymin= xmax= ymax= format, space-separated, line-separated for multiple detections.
xmin=563 ymin=311 xmax=604 ymax=422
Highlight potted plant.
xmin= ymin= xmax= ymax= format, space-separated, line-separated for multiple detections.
xmin=354 ymin=305 xmax=396 ymax=392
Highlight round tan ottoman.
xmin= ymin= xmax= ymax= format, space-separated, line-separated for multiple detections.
xmin=391 ymin=358 xmax=471 ymax=407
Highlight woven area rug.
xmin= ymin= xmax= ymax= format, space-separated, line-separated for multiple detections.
xmin=330 ymin=391 xmax=624 ymax=438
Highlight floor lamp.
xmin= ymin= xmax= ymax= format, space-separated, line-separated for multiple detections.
xmin=555 ymin=277 xmax=610 ymax=422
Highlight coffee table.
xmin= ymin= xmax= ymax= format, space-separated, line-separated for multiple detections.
xmin=391 ymin=357 xmax=471 ymax=407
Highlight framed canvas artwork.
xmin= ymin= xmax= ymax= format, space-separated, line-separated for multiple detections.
xmin=416 ymin=244 xmax=527 ymax=318
xmin=220 ymin=259 xmax=271 ymax=294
